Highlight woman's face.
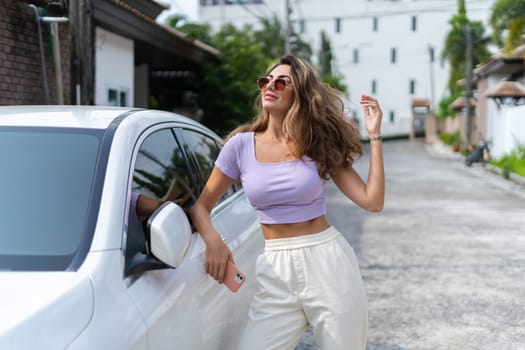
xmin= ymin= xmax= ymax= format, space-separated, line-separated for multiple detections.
xmin=259 ymin=64 xmax=294 ymax=117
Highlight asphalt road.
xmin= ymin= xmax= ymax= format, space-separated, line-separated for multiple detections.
xmin=295 ymin=139 xmax=525 ymax=350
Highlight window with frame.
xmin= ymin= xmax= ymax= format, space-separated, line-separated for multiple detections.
xmin=179 ymin=129 xmax=235 ymax=199
xmin=126 ymin=128 xmax=196 ymax=276
xmin=107 ymin=88 xmax=129 ymax=107
xmin=335 ymin=18 xmax=342 ymax=33
xmin=428 ymin=46 xmax=435 ymax=62
xmin=132 ymin=129 xmax=195 ymax=208
xmin=391 ymin=48 xmax=397 ymax=64
xmin=409 ymin=79 xmax=416 ymax=95
xmin=411 ymin=16 xmax=417 ymax=31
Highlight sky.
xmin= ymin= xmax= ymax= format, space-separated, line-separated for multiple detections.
xmin=156 ymin=0 xmax=199 ymax=23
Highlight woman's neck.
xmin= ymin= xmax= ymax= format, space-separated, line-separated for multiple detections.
xmin=264 ymin=118 xmax=286 ymax=142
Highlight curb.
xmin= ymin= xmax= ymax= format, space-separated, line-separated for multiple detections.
xmin=426 ymin=141 xmax=525 ymax=190
xmin=485 ymin=164 xmax=525 ymax=189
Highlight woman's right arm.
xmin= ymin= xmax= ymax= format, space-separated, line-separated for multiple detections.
xmin=190 ymin=167 xmax=235 ymax=283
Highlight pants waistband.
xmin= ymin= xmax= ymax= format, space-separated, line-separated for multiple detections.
xmin=264 ymin=226 xmax=340 ymax=251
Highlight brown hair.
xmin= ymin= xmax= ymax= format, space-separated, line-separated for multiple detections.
xmin=228 ymin=54 xmax=363 ymax=179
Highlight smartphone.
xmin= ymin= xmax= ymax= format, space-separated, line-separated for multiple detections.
xmin=223 ymin=261 xmax=246 ymax=293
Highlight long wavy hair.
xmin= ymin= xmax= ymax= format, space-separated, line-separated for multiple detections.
xmin=229 ymin=54 xmax=363 ymax=179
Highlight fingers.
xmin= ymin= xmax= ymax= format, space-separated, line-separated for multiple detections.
xmin=360 ymin=94 xmax=383 ymax=118
xmin=206 ymin=259 xmax=227 ymax=283
xmin=360 ymin=94 xmax=381 ymax=110
xmin=204 ymin=239 xmax=232 ymax=283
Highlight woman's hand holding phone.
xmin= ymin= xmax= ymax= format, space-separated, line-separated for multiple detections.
xmin=223 ymin=261 xmax=246 ymax=293
xmin=203 ymin=233 xmax=233 ymax=283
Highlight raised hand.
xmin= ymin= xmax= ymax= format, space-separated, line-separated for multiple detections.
xmin=360 ymin=94 xmax=383 ymax=137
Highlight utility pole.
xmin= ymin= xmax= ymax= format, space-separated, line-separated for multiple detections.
xmin=428 ymin=44 xmax=435 ymax=109
xmin=464 ymin=23 xmax=473 ymax=149
xmin=70 ymin=0 xmax=95 ymax=105
xmin=284 ymin=0 xmax=291 ymax=54
xmin=220 ymin=0 xmax=225 ymax=27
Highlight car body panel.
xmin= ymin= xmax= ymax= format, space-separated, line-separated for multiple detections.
xmin=127 ymin=192 xmax=263 ymax=349
xmin=0 ymin=105 xmax=129 ymax=129
xmin=69 ymin=250 xmax=148 ymax=350
xmin=0 ymin=106 xmax=263 ymax=349
xmin=0 ymin=273 xmax=94 ymax=349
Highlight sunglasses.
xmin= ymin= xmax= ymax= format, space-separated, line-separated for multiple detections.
xmin=256 ymin=76 xmax=291 ymax=91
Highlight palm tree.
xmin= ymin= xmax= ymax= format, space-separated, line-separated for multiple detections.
xmin=490 ymin=0 xmax=525 ymax=53
xmin=441 ymin=0 xmax=490 ymax=94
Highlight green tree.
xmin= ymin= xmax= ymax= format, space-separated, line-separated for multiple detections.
xmin=441 ymin=0 xmax=490 ymax=95
xmin=254 ymin=15 xmax=286 ymax=59
xmin=438 ymin=0 xmax=490 ymax=117
xmin=490 ymin=0 xmax=525 ymax=51
xmin=199 ymin=23 xmax=271 ymax=136
xmin=165 ymin=14 xmax=213 ymax=44
xmin=318 ymin=31 xmax=347 ymax=95
xmin=319 ymin=31 xmax=333 ymax=77
xmin=289 ymin=32 xmax=312 ymax=61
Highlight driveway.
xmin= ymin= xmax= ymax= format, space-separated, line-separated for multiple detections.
xmin=296 ymin=139 xmax=525 ymax=350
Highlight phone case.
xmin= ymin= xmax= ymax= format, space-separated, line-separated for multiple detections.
xmin=224 ymin=261 xmax=246 ymax=293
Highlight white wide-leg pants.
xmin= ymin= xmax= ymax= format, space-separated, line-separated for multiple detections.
xmin=238 ymin=226 xmax=368 ymax=350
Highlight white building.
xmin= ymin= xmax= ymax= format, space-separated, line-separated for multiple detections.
xmin=198 ymin=0 xmax=494 ymax=138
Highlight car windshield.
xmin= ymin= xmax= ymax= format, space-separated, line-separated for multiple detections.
xmin=0 ymin=127 xmax=103 ymax=271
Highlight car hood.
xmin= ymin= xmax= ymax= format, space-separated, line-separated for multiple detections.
xmin=0 ymin=272 xmax=94 ymax=349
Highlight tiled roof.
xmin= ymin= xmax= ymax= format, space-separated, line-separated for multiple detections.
xmin=110 ymin=0 xmax=220 ymax=57
xmin=449 ymin=96 xmax=476 ymax=110
xmin=485 ymin=81 xmax=525 ymax=98
xmin=411 ymin=98 xmax=430 ymax=107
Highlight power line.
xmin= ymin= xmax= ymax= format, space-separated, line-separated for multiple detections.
xmin=290 ymin=3 xmax=493 ymax=23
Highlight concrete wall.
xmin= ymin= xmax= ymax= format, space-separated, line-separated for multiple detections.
xmin=95 ymin=27 xmax=134 ymax=107
xmin=491 ymin=105 xmax=525 ymax=158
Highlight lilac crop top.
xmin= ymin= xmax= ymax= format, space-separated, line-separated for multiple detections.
xmin=215 ymin=132 xmax=326 ymax=224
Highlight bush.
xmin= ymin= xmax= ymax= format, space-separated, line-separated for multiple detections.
xmin=490 ymin=142 xmax=525 ymax=178
xmin=439 ymin=130 xmax=461 ymax=146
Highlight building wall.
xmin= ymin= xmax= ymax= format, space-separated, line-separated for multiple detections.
xmin=0 ymin=0 xmax=71 ymax=105
xmin=484 ymin=74 xmax=525 ymax=158
xmin=95 ymin=27 xmax=134 ymax=107
xmin=199 ymin=0 xmax=492 ymax=137
xmin=475 ymin=77 xmax=489 ymax=143
xmin=491 ymin=105 xmax=525 ymax=158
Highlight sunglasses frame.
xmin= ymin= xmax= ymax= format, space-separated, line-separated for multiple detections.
xmin=257 ymin=76 xmax=291 ymax=91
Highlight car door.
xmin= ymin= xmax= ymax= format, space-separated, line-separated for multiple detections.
xmin=173 ymin=126 xmax=264 ymax=346
xmin=124 ymin=123 xmax=263 ymax=350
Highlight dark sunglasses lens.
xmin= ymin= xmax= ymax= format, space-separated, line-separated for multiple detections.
xmin=274 ymin=78 xmax=287 ymax=91
xmin=257 ymin=77 xmax=269 ymax=89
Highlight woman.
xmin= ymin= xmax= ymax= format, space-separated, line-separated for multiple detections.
xmin=190 ymin=54 xmax=384 ymax=350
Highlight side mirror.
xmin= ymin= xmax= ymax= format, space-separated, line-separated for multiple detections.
xmin=146 ymin=202 xmax=192 ymax=268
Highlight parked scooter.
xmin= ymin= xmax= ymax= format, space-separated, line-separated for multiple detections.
xmin=465 ymin=138 xmax=491 ymax=167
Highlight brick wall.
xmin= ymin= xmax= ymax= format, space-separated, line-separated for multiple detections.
xmin=0 ymin=0 xmax=71 ymax=105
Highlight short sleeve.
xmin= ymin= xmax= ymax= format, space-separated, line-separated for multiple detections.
xmin=215 ymin=134 xmax=242 ymax=180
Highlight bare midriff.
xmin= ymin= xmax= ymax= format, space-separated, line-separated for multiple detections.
xmin=260 ymin=215 xmax=330 ymax=240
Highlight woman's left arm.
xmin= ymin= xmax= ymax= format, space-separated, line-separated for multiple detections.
xmin=330 ymin=95 xmax=384 ymax=212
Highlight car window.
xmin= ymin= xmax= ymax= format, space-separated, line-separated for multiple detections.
xmin=0 ymin=127 xmax=102 ymax=271
xmin=132 ymin=129 xmax=195 ymax=207
xmin=126 ymin=128 xmax=196 ymax=275
xmin=179 ymin=128 xmax=235 ymax=199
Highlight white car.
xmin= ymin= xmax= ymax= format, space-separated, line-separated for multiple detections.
xmin=0 ymin=106 xmax=263 ymax=349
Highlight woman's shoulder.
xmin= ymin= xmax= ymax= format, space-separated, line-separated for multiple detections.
xmin=221 ymin=131 xmax=253 ymax=154
xmin=224 ymin=131 xmax=253 ymax=144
